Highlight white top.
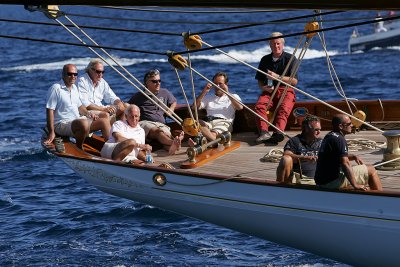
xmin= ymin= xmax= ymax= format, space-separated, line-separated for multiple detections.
xmin=46 ymin=79 xmax=82 ymax=124
xmin=78 ymin=73 xmax=120 ymax=107
xmin=107 ymin=120 xmax=146 ymax=157
xmin=200 ymin=93 xmax=241 ymax=122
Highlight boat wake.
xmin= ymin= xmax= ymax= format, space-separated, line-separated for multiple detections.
xmin=1 ymin=45 xmax=341 ymax=72
xmin=0 ymin=137 xmax=51 ymax=162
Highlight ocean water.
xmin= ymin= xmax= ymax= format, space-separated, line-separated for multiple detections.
xmin=0 ymin=5 xmax=399 ymax=266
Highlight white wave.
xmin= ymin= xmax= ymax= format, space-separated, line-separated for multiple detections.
xmin=2 ymin=46 xmax=341 ymax=72
xmin=1 ymin=56 xmax=166 ymax=72
xmin=0 ymin=137 xmax=38 ymax=154
xmin=190 ymin=45 xmax=341 ymax=64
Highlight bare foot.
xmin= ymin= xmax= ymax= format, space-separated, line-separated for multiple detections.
xmin=188 ymin=138 xmax=196 ymax=147
xmin=168 ymin=137 xmax=180 ymax=155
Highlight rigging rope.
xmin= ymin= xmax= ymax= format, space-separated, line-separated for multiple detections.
xmin=35 ymin=6 xmax=184 ymax=125
xmin=317 ymin=12 xmax=353 ymax=115
xmin=194 ymin=38 xmax=384 ymax=133
xmin=173 ymin=15 xmax=400 ymax=55
xmin=0 ymin=34 xmax=165 ymax=55
xmin=96 ymin=6 xmax=290 ymax=13
xmin=0 ymin=18 xmax=180 ymax=36
xmin=194 ymin=10 xmax=343 ymax=35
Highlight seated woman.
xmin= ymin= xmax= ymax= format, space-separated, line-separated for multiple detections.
xmin=101 ymin=104 xmax=152 ymax=164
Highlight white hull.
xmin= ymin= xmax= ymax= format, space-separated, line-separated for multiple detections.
xmin=62 ymin=156 xmax=400 ymax=266
xmin=349 ymin=21 xmax=400 ymax=53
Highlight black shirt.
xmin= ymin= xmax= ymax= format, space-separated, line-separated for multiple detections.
xmin=314 ymin=131 xmax=348 ymax=185
xmin=284 ymin=134 xmax=322 ymax=177
xmin=255 ymin=51 xmax=298 ymax=86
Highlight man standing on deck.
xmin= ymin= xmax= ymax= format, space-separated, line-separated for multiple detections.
xmin=255 ymin=32 xmax=298 ymax=145
xmin=314 ymin=114 xmax=383 ymax=191
xmin=44 ymin=64 xmax=111 ymax=150
xmin=191 ymin=71 xmax=243 ymax=144
xmin=78 ymin=59 xmax=126 ymax=123
xmin=127 ymin=69 xmax=183 ymax=155
xmin=276 ymin=116 xmax=322 ymax=184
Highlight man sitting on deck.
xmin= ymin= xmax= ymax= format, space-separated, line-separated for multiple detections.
xmin=276 ymin=116 xmax=322 ymax=184
xmin=127 ymin=69 xmax=183 ymax=155
xmin=44 ymin=64 xmax=111 ymax=150
xmin=314 ymin=114 xmax=383 ymax=191
xmin=78 ymin=59 xmax=126 ymax=123
xmin=101 ymin=104 xmax=152 ymax=163
xmin=190 ymin=71 xmax=243 ymax=145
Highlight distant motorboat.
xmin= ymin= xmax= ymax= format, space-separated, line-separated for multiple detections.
xmin=349 ymin=20 xmax=400 ymax=53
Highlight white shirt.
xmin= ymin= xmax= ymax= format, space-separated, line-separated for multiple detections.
xmin=107 ymin=120 xmax=146 ymax=157
xmin=78 ymin=73 xmax=120 ymax=107
xmin=46 ymin=79 xmax=82 ymax=124
xmin=200 ymin=93 xmax=241 ymax=122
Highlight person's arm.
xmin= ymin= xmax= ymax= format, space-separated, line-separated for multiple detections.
xmin=341 ymin=156 xmax=367 ymax=191
xmin=78 ymin=105 xmax=99 ymax=120
xmin=44 ymin=108 xmax=56 ymax=145
xmin=195 ymin=83 xmax=212 ymax=108
xmin=348 ymin=154 xmax=364 ymax=165
xmin=283 ymin=150 xmax=317 ymax=163
xmin=267 ymin=70 xmax=298 ymax=86
xmin=229 ymin=95 xmax=243 ymax=110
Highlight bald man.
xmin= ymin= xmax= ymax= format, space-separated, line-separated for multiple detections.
xmin=314 ymin=114 xmax=382 ymax=191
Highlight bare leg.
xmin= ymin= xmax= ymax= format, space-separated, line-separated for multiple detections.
xmin=111 ymin=139 xmax=136 ymax=161
xmin=367 ymin=164 xmax=383 ymax=191
xmin=90 ymin=117 xmax=111 ymax=141
xmin=71 ymin=119 xmax=90 ymax=150
xmin=199 ymin=120 xmax=217 ymax=141
xmin=276 ymin=155 xmax=293 ymax=183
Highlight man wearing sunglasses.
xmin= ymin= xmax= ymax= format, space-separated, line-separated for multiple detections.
xmin=314 ymin=114 xmax=382 ymax=191
xmin=44 ymin=64 xmax=111 ymax=150
xmin=276 ymin=115 xmax=322 ymax=184
xmin=128 ymin=69 xmax=183 ymax=155
xmin=78 ymin=59 xmax=126 ymax=123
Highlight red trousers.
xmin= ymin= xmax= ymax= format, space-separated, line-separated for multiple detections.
xmin=255 ymin=86 xmax=295 ymax=132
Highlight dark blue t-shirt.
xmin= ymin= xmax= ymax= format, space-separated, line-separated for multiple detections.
xmin=314 ymin=131 xmax=348 ymax=185
xmin=284 ymin=134 xmax=322 ymax=177
xmin=128 ymin=88 xmax=176 ymax=124
xmin=255 ymin=51 xmax=298 ymax=86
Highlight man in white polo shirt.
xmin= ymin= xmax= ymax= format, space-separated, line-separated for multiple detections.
xmin=78 ymin=59 xmax=126 ymax=122
xmin=44 ymin=64 xmax=111 ymax=149
xmin=192 ymin=71 xmax=243 ymax=144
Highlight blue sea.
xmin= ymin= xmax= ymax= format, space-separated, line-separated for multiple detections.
xmin=1 ymin=5 xmax=399 ymax=266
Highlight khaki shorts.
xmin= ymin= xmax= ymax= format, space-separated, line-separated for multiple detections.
xmin=320 ymin=164 xmax=369 ymax=189
xmin=139 ymin=120 xmax=171 ymax=137
xmin=290 ymin=172 xmax=316 ymax=185
xmin=54 ymin=117 xmax=92 ymax=137
xmin=203 ymin=119 xmax=233 ymax=135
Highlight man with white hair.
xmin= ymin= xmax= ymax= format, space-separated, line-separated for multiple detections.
xmin=255 ymin=32 xmax=299 ymax=145
xmin=78 ymin=59 xmax=126 ymax=122
xmin=101 ymin=104 xmax=152 ymax=163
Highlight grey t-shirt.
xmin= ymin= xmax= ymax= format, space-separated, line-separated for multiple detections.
xmin=128 ymin=88 xmax=176 ymax=124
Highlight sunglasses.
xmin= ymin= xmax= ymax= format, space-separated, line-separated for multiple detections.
xmin=66 ymin=72 xmax=78 ymax=77
xmin=341 ymin=122 xmax=352 ymax=127
xmin=312 ymin=128 xmax=321 ymax=132
xmin=150 ymin=79 xmax=161 ymax=84
xmin=92 ymin=68 xmax=105 ymax=74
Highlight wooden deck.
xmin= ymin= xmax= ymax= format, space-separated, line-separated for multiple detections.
xmin=150 ymin=130 xmax=400 ymax=191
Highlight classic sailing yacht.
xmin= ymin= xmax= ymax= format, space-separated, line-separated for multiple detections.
xmin=4 ymin=1 xmax=399 ymax=266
